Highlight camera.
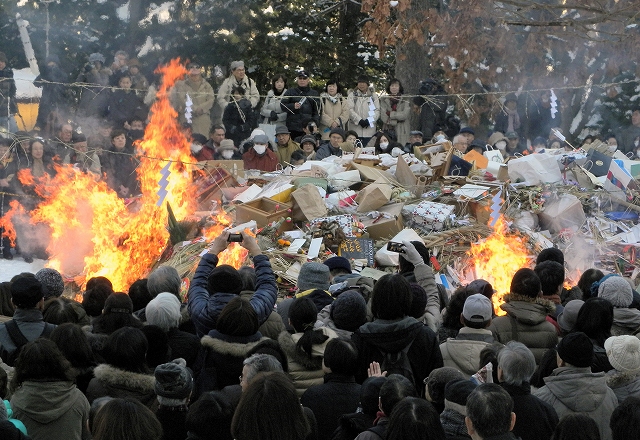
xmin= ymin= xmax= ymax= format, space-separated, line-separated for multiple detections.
xmin=386 ymin=242 xmax=405 ymax=253
xmin=227 ymin=233 xmax=243 ymax=242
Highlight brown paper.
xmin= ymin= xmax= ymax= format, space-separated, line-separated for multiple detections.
xmin=355 ymin=178 xmax=392 ymax=212
xmin=291 ymin=184 xmax=328 ymax=221
xmin=351 ymin=163 xmax=398 ymax=185
xmin=361 ymin=203 xmax=404 ymax=240
xmin=463 ymin=150 xmax=489 ymax=169
xmin=395 ymin=156 xmax=417 ymax=187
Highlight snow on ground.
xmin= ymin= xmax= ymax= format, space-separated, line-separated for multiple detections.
xmin=0 ymin=254 xmax=47 ymax=282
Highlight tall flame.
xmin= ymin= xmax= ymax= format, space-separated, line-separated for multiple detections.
xmin=468 ymin=217 xmax=532 ymax=316
xmin=1 ymin=59 xmax=202 ymax=291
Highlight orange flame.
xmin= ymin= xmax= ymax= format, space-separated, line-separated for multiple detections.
xmin=4 ymin=59 xmax=204 ymax=291
xmin=202 ymin=213 xmax=255 ymax=269
xmin=0 ymin=200 xmax=26 ymax=246
xmin=468 ymin=217 xmax=532 ymax=316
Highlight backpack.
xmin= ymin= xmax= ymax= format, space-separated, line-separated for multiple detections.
xmin=1 ymin=320 xmax=55 ymax=366
xmin=380 ymin=339 xmax=415 ymax=385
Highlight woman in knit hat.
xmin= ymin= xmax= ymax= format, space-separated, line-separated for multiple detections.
xmin=596 ymin=275 xmax=640 ymax=335
xmin=605 ymin=335 xmax=640 ymax=403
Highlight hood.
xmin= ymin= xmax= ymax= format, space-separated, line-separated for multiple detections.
xmin=93 ymin=364 xmax=155 ymax=393
xmin=200 ymin=333 xmax=268 ymax=357
xmin=11 ymin=381 xmax=82 ymax=424
xmin=356 ymin=317 xmax=423 ymax=353
xmin=613 ymin=308 xmax=640 ymax=329
xmin=501 ymin=293 xmax=555 ymax=325
xmin=606 ymin=370 xmax=640 ymax=389
xmin=544 ymin=367 xmax=610 ymax=412
xmin=278 ymin=327 xmax=338 ymax=370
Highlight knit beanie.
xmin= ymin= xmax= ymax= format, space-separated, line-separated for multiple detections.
xmin=409 ymin=283 xmax=428 ymax=320
xmin=207 ymin=265 xmax=243 ymax=294
xmin=556 ymin=299 xmax=584 ymax=334
xmin=425 ymin=367 xmax=465 ymax=405
xmin=330 ymin=290 xmax=367 ymax=331
xmin=323 ymin=256 xmax=352 ymax=274
xmin=557 ymin=332 xmax=593 ymax=368
xmin=605 ymin=335 xmax=640 ymax=373
xmin=35 ymin=268 xmax=64 ymax=299
xmin=444 ymin=379 xmax=478 ymax=416
xmin=154 ymin=358 xmax=193 ymax=402
xmin=297 ymin=262 xmax=330 ymax=291
xmin=598 ymin=275 xmax=633 ymax=308
xmin=11 ymin=277 xmax=44 ymax=308
xmin=146 ymin=292 xmax=181 ymax=330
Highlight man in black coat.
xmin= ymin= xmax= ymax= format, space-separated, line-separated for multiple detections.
xmin=280 ymin=70 xmax=321 ymax=140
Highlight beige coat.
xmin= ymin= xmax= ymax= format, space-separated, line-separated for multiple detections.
xmin=171 ymin=77 xmax=215 ymax=136
xmin=217 ymin=75 xmax=260 ymax=110
xmin=319 ymin=93 xmax=350 ymax=140
xmin=347 ymin=90 xmax=380 ymax=138
xmin=380 ymin=96 xmax=412 ymax=145
xmin=439 ymin=327 xmax=495 ymax=378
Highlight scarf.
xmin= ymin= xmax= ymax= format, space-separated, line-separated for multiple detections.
xmin=506 ymin=107 xmax=520 ymax=133
xmin=390 ymin=96 xmax=400 ymax=112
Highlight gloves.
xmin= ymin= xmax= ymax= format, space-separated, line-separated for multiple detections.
xmin=269 ymin=111 xmax=278 ymax=122
xmin=359 ymin=119 xmax=370 ymax=128
xmin=401 ymin=240 xmax=426 ymax=266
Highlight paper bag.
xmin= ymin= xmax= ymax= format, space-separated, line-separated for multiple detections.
xmin=330 ymin=170 xmax=361 ymax=190
xmin=291 ymin=184 xmax=328 ymax=221
xmin=507 ymin=154 xmax=562 ymax=184
xmin=483 ymin=148 xmax=504 ymax=164
xmin=463 ymin=150 xmax=489 ymax=169
xmin=394 ymin=155 xmax=417 ymax=187
xmin=538 ymin=194 xmax=586 ymax=233
xmin=355 ymin=178 xmax=392 ymax=212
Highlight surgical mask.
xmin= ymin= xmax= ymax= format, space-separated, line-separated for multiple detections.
xmin=608 ymin=144 xmax=618 ymax=153
xmin=379 ymin=142 xmax=389 ymax=150
xmin=253 ymin=144 xmax=267 ymax=155
xmin=190 ymin=143 xmax=203 ymax=154
xmin=221 ymin=150 xmax=234 ymax=159
xmin=495 ymin=140 xmax=507 ymax=151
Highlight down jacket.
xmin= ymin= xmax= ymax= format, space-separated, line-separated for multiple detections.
xmin=188 ymin=253 xmax=277 ymax=337
xmin=488 ymin=293 xmax=558 ymax=363
xmin=534 ymin=367 xmax=617 ymax=440
xmin=439 ymin=327 xmax=494 ymax=378
xmin=278 ymin=327 xmax=339 ymax=397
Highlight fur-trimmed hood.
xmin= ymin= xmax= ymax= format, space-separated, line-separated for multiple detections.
xmin=93 ymin=364 xmax=155 ymax=393
xmin=278 ymin=327 xmax=337 ymax=371
xmin=606 ymin=369 xmax=640 ymax=389
xmin=501 ymin=293 xmax=556 ymax=325
xmin=200 ymin=333 xmax=268 ymax=357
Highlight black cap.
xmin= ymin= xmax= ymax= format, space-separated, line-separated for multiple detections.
xmin=297 ymin=70 xmax=310 ymax=78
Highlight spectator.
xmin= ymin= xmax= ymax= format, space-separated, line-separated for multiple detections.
xmin=91 ymin=292 xmax=143 ymax=335
xmin=0 ymin=52 xmax=18 ymax=133
xmin=34 ymin=55 xmax=69 ymax=134
xmin=50 ymin=323 xmax=97 ymax=394
xmin=222 ymin=85 xmax=256 ymax=146
xmin=534 ymin=331 xmax=617 ymax=440
xmin=497 ymin=341 xmax=559 ymax=440
xmin=596 ymin=275 xmax=640 ymax=335
xmin=242 ymin=133 xmax=278 ymax=171
xmin=424 ymin=367 xmax=466 ymax=414
xmin=387 ymin=397 xmax=445 ymax=440
xmin=204 ymin=124 xmax=226 ymax=154
xmin=488 ymin=268 xmax=558 ymax=363
xmin=617 ymin=107 xmax=640 ymax=155
xmin=63 ymin=132 xmax=102 ymax=176
xmin=316 ymin=128 xmax=346 ymax=159
xmin=438 ymin=281 xmax=493 ymax=342
xmin=440 ymin=379 xmax=477 ymax=440
xmin=187 ymin=230 xmax=276 ymax=337
xmin=280 ymin=70 xmax=321 ymax=140
xmin=380 ymin=79 xmax=411 ymax=146
xmin=105 ymin=129 xmax=138 ymax=198
xmin=494 ymin=93 xmax=521 ymax=138
xmin=260 ymin=74 xmax=288 ymax=127
xmin=574 ymin=298 xmax=614 ymax=373
xmin=127 ymin=58 xmax=149 ymax=98
xmin=534 ymin=260 xmax=566 ymax=319
xmin=154 ymin=359 xmax=193 ymax=440
xmin=465 ymin=383 xmax=517 ymax=440
xmin=217 ymin=60 xmax=260 ymax=113
xmin=556 ymin=299 xmax=584 ymax=336
xmin=91 ymin=398 xmax=162 ymax=440
xmin=185 ymin=391 xmax=234 ymax=440
xmin=128 ymin=279 xmax=153 ymax=313
xmin=316 ymin=290 xmax=368 ymax=339
xmin=604 ymin=335 xmax=640 ymax=403
xmin=214 ymin=138 xmax=242 ymax=160
xmin=297 ymin=136 xmax=317 ymax=161
xmin=237 ymin=266 xmax=285 ymax=340
xmin=320 ymin=79 xmax=349 ymax=141
xmin=440 ymin=294 xmax=495 ymax=378
xmin=109 ymin=50 xmax=129 ymax=86
xmin=331 ymin=376 xmax=386 ymax=440
xmin=106 ymin=73 xmax=147 ymax=129
xmin=347 ymin=75 xmax=380 ymax=145
xmin=301 ymin=338 xmax=361 ymax=440
xmin=552 ymin=414 xmax=601 ymax=440
xmin=274 ymin=125 xmax=301 ymax=166
xmin=169 ymin=61 xmax=215 ymax=137
xmin=610 ymin=396 xmax=640 ymax=440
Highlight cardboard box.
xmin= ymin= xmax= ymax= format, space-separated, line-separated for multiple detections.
xmin=235 ymin=197 xmax=293 ymax=230
xmin=199 ymin=160 xmax=245 ymax=179
xmin=362 ymin=203 xmax=404 ymax=240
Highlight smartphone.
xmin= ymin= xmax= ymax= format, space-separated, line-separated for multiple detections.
xmin=227 ymin=233 xmax=243 ymax=242
xmin=386 ymin=242 xmax=405 ymax=253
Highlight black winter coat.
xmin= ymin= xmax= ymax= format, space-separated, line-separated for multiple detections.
xmin=280 ymin=86 xmax=321 ymax=133
xmin=0 ymin=67 xmax=17 ymax=116
xmin=223 ymin=98 xmax=256 ymax=146
xmin=106 ymin=90 xmax=146 ymax=128
xmin=501 ymin=382 xmax=558 ymax=440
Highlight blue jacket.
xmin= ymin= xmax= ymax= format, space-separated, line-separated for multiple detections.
xmin=188 ymin=253 xmax=277 ymax=337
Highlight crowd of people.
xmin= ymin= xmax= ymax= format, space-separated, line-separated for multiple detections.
xmin=0 ymin=232 xmax=638 ymax=440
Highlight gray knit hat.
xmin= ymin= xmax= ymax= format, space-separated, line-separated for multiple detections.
xmin=154 ymin=358 xmax=193 ymax=400
xmin=230 ymin=60 xmax=244 ymax=71
xmin=331 ymin=290 xmax=367 ymax=331
xmin=556 ymin=299 xmax=584 ymax=334
xmin=35 ymin=268 xmax=65 ymax=299
xmin=297 ymin=262 xmax=330 ymax=291
xmin=598 ymin=276 xmax=633 ymax=308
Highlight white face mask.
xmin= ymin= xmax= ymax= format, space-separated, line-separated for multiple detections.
xmin=221 ymin=150 xmax=234 ymax=159
xmin=253 ymin=144 xmax=267 ymax=155
xmin=379 ymin=142 xmax=389 ymax=150
xmin=190 ymin=143 xmax=203 ymax=154
xmin=495 ymin=140 xmax=507 ymax=151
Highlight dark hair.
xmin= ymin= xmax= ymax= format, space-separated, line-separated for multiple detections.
xmin=43 ymin=298 xmax=80 ymax=324
xmin=110 ymin=129 xmax=127 ymax=140
xmin=577 ymin=269 xmax=604 ymax=300
xmin=510 ymin=268 xmax=541 ymax=298
xmin=479 ymin=343 xmax=504 ymax=383
xmin=611 ymin=396 xmax=640 ymax=440
xmin=0 ymin=282 xmax=15 ymax=317
xmin=82 ymin=283 xmax=113 ymax=317
xmin=231 ymin=372 xmax=310 ymax=440
xmin=210 ymin=124 xmax=226 ymax=134
xmin=92 ymin=293 xmax=143 ymax=335
xmin=186 ymin=391 xmax=234 ymax=440
xmin=11 ymin=277 xmax=44 ymax=308
xmin=398 ymin=241 xmax=430 ymax=274
xmin=232 ymin=85 xmax=245 ymax=96
xmin=216 ymin=296 xmax=259 ymax=337
xmin=238 ymin=266 xmax=256 ymax=291
xmin=128 ymin=279 xmax=153 ymax=312
xmin=385 ymin=78 xmax=404 ymax=95
xmin=0 ymin=367 xmax=7 ymax=399
xmin=290 ymin=149 xmax=306 ymax=162
xmin=323 ymin=338 xmax=358 ymax=376
xmin=140 ymin=325 xmax=170 ymax=368
xmin=324 ymin=79 xmax=342 ymax=94
xmin=386 ymin=397 xmax=445 ymax=440
xmin=246 ymin=339 xmax=289 ymax=373
xmin=466 ymin=383 xmax=514 ymax=438
xmin=374 ymin=131 xmax=396 ymax=153
xmin=271 ymin=74 xmax=287 ymax=94
xmin=536 ymin=248 xmax=565 ymax=265
xmin=289 ymin=297 xmax=329 ymax=359
xmin=379 ymin=374 xmax=417 ymax=415
xmin=574 ymin=297 xmax=613 ymax=347
xmin=441 ymin=287 xmax=475 ymax=333
xmin=408 ymin=284 xmax=427 ymax=320
xmin=534 ymin=261 xmax=565 ymax=297
xmin=91 ymin=398 xmax=162 ymax=440
xmin=346 ymin=130 xmax=358 ymax=139
xmin=86 ymin=276 xmax=113 ymax=291
xmin=102 ymin=327 xmax=149 ymax=374
xmin=371 ymin=274 xmax=412 ymax=320
xmin=50 ymin=323 xmax=97 ymax=370
xmin=552 ymin=414 xmax=601 ymax=440
xmin=12 ymin=339 xmax=74 ymax=389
